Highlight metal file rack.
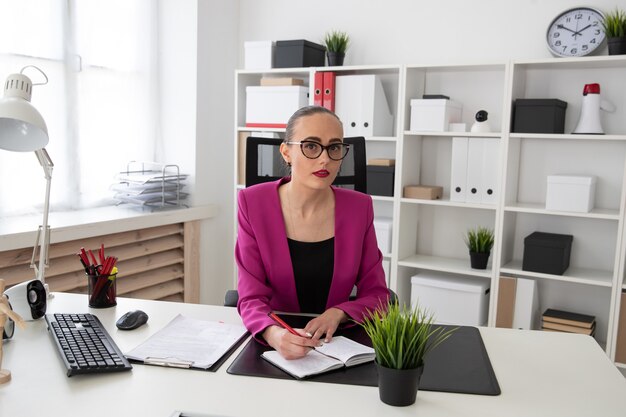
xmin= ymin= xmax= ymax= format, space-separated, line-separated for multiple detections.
xmin=112 ymin=161 xmax=188 ymax=210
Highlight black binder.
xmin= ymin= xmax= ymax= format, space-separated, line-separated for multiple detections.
xmin=227 ymin=316 xmax=500 ymax=395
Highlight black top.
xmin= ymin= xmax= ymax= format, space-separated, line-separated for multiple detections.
xmin=287 ymin=237 xmax=334 ymax=314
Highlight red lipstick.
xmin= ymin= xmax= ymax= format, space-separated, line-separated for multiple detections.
xmin=313 ymin=169 xmax=329 ymax=178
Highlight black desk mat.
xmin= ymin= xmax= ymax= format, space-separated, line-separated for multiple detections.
xmin=227 ymin=316 xmax=500 ymax=395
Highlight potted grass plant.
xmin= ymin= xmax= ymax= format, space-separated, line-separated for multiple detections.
xmin=359 ymin=301 xmax=455 ymax=407
xmin=464 ymin=226 xmax=495 ymax=270
xmin=323 ymin=30 xmax=350 ymax=66
xmin=602 ymin=8 xmax=626 ymax=55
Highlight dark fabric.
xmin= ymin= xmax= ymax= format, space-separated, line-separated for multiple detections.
xmin=227 ymin=315 xmax=501 ymax=395
xmin=288 ymin=237 xmax=334 ymax=314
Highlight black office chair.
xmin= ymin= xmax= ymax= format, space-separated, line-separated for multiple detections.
xmin=244 ymin=136 xmax=367 ymax=193
xmin=223 ymin=288 xmax=397 ymax=308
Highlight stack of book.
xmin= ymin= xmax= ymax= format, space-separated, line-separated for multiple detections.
xmin=541 ymin=308 xmax=595 ymax=336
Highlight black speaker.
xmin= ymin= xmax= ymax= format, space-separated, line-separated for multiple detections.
xmin=5 ymin=279 xmax=47 ymax=320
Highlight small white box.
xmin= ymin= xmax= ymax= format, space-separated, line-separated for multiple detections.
xmin=244 ymin=41 xmax=274 ymax=70
xmin=410 ymin=99 xmax=462 ymax=132
xmin=411 ymin=271 xmax=490 ymax=326
xmin=246 ymin=86 xmax=308 ymax=127
xmin=546 ymin=175 xmax=596 ymax=213
xmin=373 ymin=217 xmax=393 ymax=254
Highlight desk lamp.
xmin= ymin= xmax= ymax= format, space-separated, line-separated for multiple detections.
xmin=0 ymin=66 xmax=53 ymax=319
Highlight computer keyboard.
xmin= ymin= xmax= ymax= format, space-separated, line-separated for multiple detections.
xmin=45 ymin=313 xmax=132 ymax=377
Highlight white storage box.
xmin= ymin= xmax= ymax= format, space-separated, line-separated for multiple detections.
xmin=334 ymin=74 xmax=394 ymax=137
xmin=245 ymin=86 xmax=308 ymax=128
xmin=411 ymin=271 xmax=490 ymax=326
xmin=545 ymin=175 xmax=596 ymax=213
xmin=373 ymin=217 xmax=393 ymax=254
xmin=244 ymin=41 xmax=274 ymax=70
xmin=410 ymin=99 xmax=462 ymax=132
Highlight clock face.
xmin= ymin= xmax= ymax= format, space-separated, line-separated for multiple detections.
xmin=546 ymin=7 xmax=606 ymax=57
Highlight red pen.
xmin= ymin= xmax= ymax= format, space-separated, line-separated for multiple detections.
xmin=268 ymin=312 xmax=305 ymax=338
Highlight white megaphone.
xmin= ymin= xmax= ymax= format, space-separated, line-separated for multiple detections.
xmin=573 ymin=83 xmax=616 ymax=134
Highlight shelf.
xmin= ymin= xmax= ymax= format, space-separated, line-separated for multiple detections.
xmin=509 ymin=133 xmax=626 ymax=141
xmin=504 ymin=203 xmax=620 ymax=220
xmin=403 ymin=130 xmax=501 ymax=138
xmin=237 ymin=126 xmax=286 ymax=133
xmin=512 ymin=54 xmax=626 ymax=69
xmin=401 ymin=197 xmax=497 ymax=211
xmin=236 ymin=68 xmax=311 ymax=75
xmin=365 ymin=136 xmax=397 ymax=142
xmin=371 ymin=195 xmax=394 ymax=203
xmin=500 ymin=260 xmax=613 ymax=288
xmin=397 ymin=254 xmax=492 ymax=279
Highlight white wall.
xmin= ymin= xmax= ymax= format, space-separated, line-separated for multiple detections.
xmin=238 ymin=0 xmax=622 ymax=64
xmin=158 ymin=0 xmax=238 ymax=305
xmin=178 ymin=0 xmax=625 ymax=305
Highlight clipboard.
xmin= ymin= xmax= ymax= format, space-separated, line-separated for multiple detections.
xmin=125 ymin=315 xmax=249 ymax=372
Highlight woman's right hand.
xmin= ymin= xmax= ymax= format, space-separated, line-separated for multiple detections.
xmin=262 ymin=325 xmax=321 ymax=359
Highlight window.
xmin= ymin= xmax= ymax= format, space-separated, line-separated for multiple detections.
xmin=0 ymin=0 xmax=159 ymax=215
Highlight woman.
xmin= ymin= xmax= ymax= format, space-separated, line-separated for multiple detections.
xmin=235 ymin=105 xmax=389 ymax=359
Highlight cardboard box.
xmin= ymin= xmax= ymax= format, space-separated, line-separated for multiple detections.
xmin=512 ymin=99 xmax=567 ymax=134
xmin=244 ymin=41 xmax=274 ymax=70
xmin=546 ymin=175 xmax=596 ymax=213
xmin=410 ymin=99 xmax=462 ymax=132
xmin=373 ymin=217 xmax=393 ymax=254
xmin=260 ymin=77 xmax=305 ymax=87
xmin=274 ymin=40 xmax=325 ymax=68
xmin=410 ymin=271 xmax=490 ymax=326
xmin=403 ymin=185 xmax=443 ymax=200
xmin=523 ymin=232 xmax=573 ymax=275
xmin=367 ymin=158 xmax=395 ymax=167
xmin=245 ymin=86 xmax=309 ymax=127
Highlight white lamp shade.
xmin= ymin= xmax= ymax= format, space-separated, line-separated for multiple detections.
xmin=0 ymin=96 xmax=49 ymax=152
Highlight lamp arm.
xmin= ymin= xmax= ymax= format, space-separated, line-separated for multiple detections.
xmin=30 ymin=148 xmax=53 ymax=289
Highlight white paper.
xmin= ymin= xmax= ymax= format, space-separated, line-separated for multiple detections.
xmin=125 ymin=314 xmax=248 ymax=369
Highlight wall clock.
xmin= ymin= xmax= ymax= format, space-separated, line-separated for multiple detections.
xmin=546 ymin=7 xmax=605 ymax=57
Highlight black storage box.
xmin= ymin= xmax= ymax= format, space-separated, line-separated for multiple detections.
xmin=522 ymin=232 xmax=573 ymax=275
xmin=367 ymin=166 xmax=395 ymax=197
xmin=274 ymin=40 xmax=326 ymax=68
xmin=512 ymin=99 xmax=567 ymax=134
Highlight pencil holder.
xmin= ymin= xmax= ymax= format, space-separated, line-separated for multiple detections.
xmin=87 ymin=272 xmax=117 ymax=308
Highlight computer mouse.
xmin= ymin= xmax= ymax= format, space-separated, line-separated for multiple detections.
xmin=116 ymin=310 xmax=149 ymax=330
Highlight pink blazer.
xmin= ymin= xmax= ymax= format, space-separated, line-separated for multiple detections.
xmin=235 ymin=178 xmax=389 ymax=339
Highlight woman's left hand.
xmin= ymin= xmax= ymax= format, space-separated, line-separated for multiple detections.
xmin=304 ymin=307 xmax=347 ymax=342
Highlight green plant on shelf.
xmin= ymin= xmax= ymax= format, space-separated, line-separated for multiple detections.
xmin=601 ymin=8 xmax=626 ymax=38
xmin=323 ymin=30 xmax=350 ymax=53
xmin=464 ymin=226 xmax=495 ymax=253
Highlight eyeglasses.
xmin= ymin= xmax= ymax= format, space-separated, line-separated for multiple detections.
xmin=286 ymin=140 xmax=350 ymax=161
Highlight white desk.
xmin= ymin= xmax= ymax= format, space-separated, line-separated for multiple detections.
xmin=2 ymin=293 xmax=626 ymax=417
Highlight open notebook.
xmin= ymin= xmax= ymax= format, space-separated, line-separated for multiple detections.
xmin=261 ymin=336 xmax=375 ymax=379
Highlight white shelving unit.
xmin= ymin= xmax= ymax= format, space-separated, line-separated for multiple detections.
xmin=233 ymin=56 xmax=626 ymax=367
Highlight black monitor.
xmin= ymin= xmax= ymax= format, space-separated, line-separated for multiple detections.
xmin=244 ymin=136 xmax=366 ymax=193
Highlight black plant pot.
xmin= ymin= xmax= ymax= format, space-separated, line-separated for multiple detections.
xmin=607 ymin=37 xmax=626 ymax=55
xmin=469 ymin=251 xmax=490 ymax=270
xmin=326 ymin=51 xmax=345 ymax=66
xmin=376 ymin=362 xmax=424 ymax=407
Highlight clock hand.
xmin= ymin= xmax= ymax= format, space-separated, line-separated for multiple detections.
xmin=557 ymin=24 xmax=577 ymax=35
xmin=572 ymin=24 xmax=592 ymax=37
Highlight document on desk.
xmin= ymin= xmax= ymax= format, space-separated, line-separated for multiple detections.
xmin=125 ymin=314 xmax=248 ymax=370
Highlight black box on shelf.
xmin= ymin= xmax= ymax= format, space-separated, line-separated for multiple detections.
xmin=274 ymin=40 xmax=326 ymax=68
xmin=367 ymin=165 xmax=395 ymax=197
xmin=522 ymin=232 xmax=573 ymax=275
xmin=512 ymin=99 xmax=567 ymax=134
